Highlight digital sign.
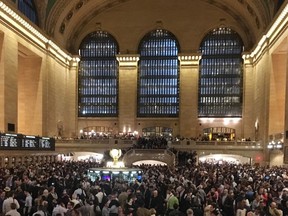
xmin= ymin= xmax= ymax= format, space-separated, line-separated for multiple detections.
xmin=39 ymin=137 xmax=53 ymax=149
xmin=0 ymin=133 xmax=55 ymax=151
xmin=22 ymin=136 xmax=37 ymax=148
xmin=0 ymin=133 xmax=21 ymax=148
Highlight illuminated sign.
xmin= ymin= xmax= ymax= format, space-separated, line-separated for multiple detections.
xmin=0 ymin=133 xmax=55 ymax=151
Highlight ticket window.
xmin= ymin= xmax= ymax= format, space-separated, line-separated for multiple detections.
xmin=88 ymin=170 xmax=142 ymax=183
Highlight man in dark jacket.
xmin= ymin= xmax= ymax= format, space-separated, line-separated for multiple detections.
xmin=150 ymin=189 xmax=165 ymax=216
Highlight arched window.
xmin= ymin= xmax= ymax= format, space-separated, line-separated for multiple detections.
xmin=199 ymin=27 xmax=243 ymax=117
xmin=18 ymin=0 xmax=38 ymax=25
xmin=78 ymin=31 xmax=119 ymax=117
xmin=138 ymin=29 xmax=180 ymax=117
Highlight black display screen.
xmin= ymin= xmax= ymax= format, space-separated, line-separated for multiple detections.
xmin=0 ymin=133 xmax=55 ymax=151
xmin=22 ymin=136 xmax=38 ymax=148
xmin=0 ymin=133 xmax=21 ymax=148
xmin=39 ymin=137 xmax=55 ymax=150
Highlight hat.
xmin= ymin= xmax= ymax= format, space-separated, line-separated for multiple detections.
xmin=4 ymin=187 xmax=10 ymax=192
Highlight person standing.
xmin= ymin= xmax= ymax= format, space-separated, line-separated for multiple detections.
xmin=268 ymin=202 xmax=283 ymax=216
xmin=2 ymin=191 xmax=20 ymax=215
xmin=32 ymin=205 xmax=48 ymax=216
xmin=4 ymin=203 xmax=20 ymax=216
xmin=52 ymin=201 xmax=67 ymax=216
xmin=150 ymin=190 xmax=165 ymax=216
xmin=23 ymin=190 xmax=33 ymax=216
xmin=166 ymin=189 xmax=179 ymax=215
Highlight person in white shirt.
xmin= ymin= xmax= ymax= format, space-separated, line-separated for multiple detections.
xmin=52 ymin=201 xmax=67 ymax=216
xmin=73 ymin=186 xmax=86 ymax=201
xmin=95 ymin=188 xmax=106 ymax=206
xmin=81 ymin=177 xmax=91 ymax=190
xmin=23 ymin=190 xmax=33 ymax=216
xmin=2 ymin=191 xmax=20 ymax=215
xmin=268 ymin=202 xmax=283 ymax=216
xmin=32 ymin=205 xmax=47 ymax=216
xmin=70 ymin=193 xmax=80 ymax=206
xmin=5 ymin=203 xmax=20 ymax=216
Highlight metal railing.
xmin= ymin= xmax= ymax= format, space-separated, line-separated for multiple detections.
xmin=122 ymin=149 xmax=176 ymax=167
xmin=56 ymin=138 xmax=263 ymax=149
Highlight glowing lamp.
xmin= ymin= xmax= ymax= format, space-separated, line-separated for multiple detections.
xmin=109 ymin=149 xmax=122 ymax=165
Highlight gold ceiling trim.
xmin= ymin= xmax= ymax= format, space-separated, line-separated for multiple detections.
xmin=1 ymin=0 xmax=288 ymax=66
xmin=242 ymin=3 xmax=288 ymax=63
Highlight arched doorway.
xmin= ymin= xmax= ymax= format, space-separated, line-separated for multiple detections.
xmin=199 ymin=154 xmax=251 ymax=164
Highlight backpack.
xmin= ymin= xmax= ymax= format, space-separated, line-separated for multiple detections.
xmin=79 ymin=189 xmax=86 ymax=202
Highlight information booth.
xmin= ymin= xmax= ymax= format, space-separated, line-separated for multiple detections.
xmin=88 ymin=149 xmax=143 ymax=183
xmin=87 ymin=167 xmax=142 ymax=183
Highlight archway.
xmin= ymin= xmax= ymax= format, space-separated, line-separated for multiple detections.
xmin=132 ymin=160 xmax=167 ymax=166
xmin=199 ymin=154 xmax=251 ymax=164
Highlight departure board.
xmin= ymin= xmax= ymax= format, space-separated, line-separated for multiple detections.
xmin=0 ymin=133 xmax=55 ymax=151
xmin=22 ymin=136 xmax=38 ymax=148
xmin=39 ymin=137 xmax=54 ymax=149
xmin=0 ymin=133 xmax=21 ymax=148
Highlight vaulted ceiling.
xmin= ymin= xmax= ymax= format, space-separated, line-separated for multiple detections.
xmin=39 ymin=0 xmax=285 ymax=54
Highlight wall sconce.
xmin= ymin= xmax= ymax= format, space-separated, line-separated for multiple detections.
xmin=267 ymin=140 xmax=283 ymax=150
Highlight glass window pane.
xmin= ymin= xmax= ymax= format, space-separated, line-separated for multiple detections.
xmin=78 ymin=31 xmax=119 ymax=117
xmin=18 ymin=0 xmax=38 ymax=25
xmin=138 ymin=29 xmax=180 ymax=117
xmin=198 ymin=28 xmax=243 ymax=117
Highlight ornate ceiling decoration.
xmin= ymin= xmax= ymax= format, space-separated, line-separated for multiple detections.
xmin=45 ymin=0 xmax=279 ymax=53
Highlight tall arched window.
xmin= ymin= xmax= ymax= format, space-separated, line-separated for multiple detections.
xmin=78 ymin=31 xmax=119 ymax=117
xmin=18 ymin=0 xmax=38 ymax=25
xmin=199 ymin=27 xmax=243 ymax=117
xmin=138 ymin=29 xmax=180 ymax=117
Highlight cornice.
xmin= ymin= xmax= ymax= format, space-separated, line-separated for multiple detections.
xmin=116 ymin=54 xmax=140 ymax=67
xmin=178 ymin=53 xmax=202 ymax=66
xmin=0 ymin=1 xmax=79 ymax=67
xmin=242 ymin=3 xmax=288 ymax=63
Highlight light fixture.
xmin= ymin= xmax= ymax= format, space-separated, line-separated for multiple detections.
xmin=267 ymin=140 xmax=283 ymax=150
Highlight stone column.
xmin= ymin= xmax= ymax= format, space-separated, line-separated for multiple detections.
xmin=46 ymin=155 xmax=51 ymax=163
xmin=8 ymin=157 xmax=13 ymax=167
xmin=242 ymin=56 xmax=255 ymax=140
xmin=53 ymin=155 xmax=58 ymax=162
xmin=116 ymin=54 xmax=139 ymax=134
xmin=37 ymin=156 xmax=41 ymax=163
xmin=66 ymin=57 xmax=79 ymax=138
xmin=0 ymin=30 xmax=18 ymax=132
xmin=284 ymin=53 xmax=288 ymax=164
xmin=0 ymin=157 xmax=4 ymax=167
xmin=178 ymin=54 xmax=201 ymax=138
xmin=32 ymin=156 xmax=37 ymax=163
xmin=20 ymin=156 xmax=24 ymax=164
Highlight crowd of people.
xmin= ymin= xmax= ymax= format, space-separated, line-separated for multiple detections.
xmin=132 ymin=137 xmax=168 ymax=149
xmin=0 ymin=152 xmax=288 ymax=216
xmin=100 ymin=137 xmax=197 ymax=168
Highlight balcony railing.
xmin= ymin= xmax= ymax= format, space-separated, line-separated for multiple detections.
xmin=56 ymin=138 xmax=263 ymax=150
xmin=122 ymin=149 xmax=176 ymax=167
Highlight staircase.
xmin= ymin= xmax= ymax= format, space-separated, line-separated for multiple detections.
xmin=122 ymin=149 xmax=175 ymax=167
